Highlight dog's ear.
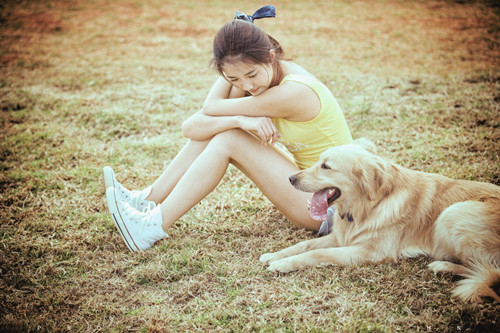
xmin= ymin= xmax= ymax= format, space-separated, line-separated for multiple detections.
xmin=353 ymin=138 xmax=377 ymax=155
xmin=351 ymin=156 xmax=386 ymax=201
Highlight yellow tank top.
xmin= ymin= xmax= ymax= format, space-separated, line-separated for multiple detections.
xmin=272 ymin=74 xmax=353 ymax=169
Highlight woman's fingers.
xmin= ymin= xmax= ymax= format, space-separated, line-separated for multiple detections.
xmin=241 ymin=116 xmax=280 ymax=146
xmin=264 ymin=119 xmax=280 ymax=145
xmin=261 ymin=125 xmax=271 ymax=145
xmin=260 ymin=118 xmax=280 ymax=145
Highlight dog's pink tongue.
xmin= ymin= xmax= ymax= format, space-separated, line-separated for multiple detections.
xmin=310 ymin=189 xmax=329 ymax=221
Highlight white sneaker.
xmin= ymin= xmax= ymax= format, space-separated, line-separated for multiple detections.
xmin=106 ymin=187 xmax=168 ymax=252
xmin=103 ymin=166 xmax=156 ymax=211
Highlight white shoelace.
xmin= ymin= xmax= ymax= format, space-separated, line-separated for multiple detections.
xmin=128 ymin=190 xmax=155 ymax=211
xmin=138 ymin=204 xmax=154 ymax=234
xmin=121 ymin=200 xmax=153 ymax=235
xmin=129 ymin=194 xmax=143 ymax=210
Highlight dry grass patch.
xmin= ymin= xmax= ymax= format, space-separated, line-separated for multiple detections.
xmin=1 ymin=0 xmax=499 ymax=332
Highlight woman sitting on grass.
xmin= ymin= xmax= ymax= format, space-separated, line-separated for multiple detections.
xmin=103 ymin=5 xmax=353 ymax=252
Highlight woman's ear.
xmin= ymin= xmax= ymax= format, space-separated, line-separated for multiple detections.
xmin=269 ymin=49 xmax=276 ymax=62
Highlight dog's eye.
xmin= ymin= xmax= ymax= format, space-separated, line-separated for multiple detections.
xmin=321 ymin=163 xmax=331 ymax=170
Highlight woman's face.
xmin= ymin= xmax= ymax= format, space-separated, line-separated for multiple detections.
xmin=222 ymin=60 xmax=274 ymax=96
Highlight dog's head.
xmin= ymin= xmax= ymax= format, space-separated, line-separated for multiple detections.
xmin=289 ymin=138 xmax=389 ymax=221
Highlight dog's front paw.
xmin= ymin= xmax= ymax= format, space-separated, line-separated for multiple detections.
xmin=428 ymin=261 xmax=458 ymax=274
xmin=259 ymin=252 xmax=277 ymax=265
xmin=268 ymin=258 xmax=297 ymax=273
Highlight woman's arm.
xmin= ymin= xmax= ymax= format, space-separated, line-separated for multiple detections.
xmin=202 ymin=76 xmax=320 ymax=122
xmin=181 ymin=111 xmax=280 ymax=145
xmin=181 ymin=111 xmax=239 ymax=141
xmin=182 ymin=77 xmax=281 ymax=144
xmin=181 ymin=78 xmax=245 ymax=141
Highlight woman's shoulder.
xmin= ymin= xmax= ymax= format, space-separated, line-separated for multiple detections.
xmin=280 ymin=61 xmax=317 ymax=79
xmin=279 ymin=62 xmax=324 ymax=87
xmin=267 ymin=62 xmax=321 ymax=122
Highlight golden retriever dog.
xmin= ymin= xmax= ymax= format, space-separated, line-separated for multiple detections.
xmin=260 ymin=139 xmax=500 ymax=302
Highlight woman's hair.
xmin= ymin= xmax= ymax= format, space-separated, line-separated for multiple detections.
xmin=210 ymin=20 xmax=285 ymax=86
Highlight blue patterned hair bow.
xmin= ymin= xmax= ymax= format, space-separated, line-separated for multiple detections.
xmin=234 ymin=5 xmax=276 ymax=23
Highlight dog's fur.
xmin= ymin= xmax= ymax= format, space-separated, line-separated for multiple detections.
xmin=260 ymin=139 xmax=500 ymax=302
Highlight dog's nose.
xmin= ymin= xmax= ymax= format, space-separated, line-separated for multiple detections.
xmin=289 ymin=175 xmax=297 ymax=185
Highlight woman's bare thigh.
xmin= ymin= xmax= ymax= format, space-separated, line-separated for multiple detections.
xmin=213 ymin=129 xmax=320 ymax=230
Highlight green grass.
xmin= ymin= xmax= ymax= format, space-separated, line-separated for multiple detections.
xmin=1 ymin=0 xmax=499 ymax=332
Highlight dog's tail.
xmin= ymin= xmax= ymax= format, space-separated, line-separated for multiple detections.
xmin=452 ymin=260 xmax=500 ymax=302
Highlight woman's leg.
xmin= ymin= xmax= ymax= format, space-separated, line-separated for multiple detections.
xmin=146 ymin=139 xmax=210 ymax=204
xmin=158 ymin=129 xmax=321 ymax=231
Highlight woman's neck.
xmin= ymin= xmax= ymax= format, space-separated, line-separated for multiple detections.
xmin=270 ymin=60 xmax=285 ymax=88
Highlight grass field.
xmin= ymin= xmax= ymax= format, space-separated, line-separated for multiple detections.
xmin=1 ymin=0 xmax=499 ymax=332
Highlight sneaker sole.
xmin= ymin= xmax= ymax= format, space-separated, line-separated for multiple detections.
xmin=105 ymin=187 xmax=139 ymax=252
xmin=103 ymin=166 xmax=115 ymax=190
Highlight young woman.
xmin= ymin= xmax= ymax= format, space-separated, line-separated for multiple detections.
xmin=104 ymin=6 xmax=353 ymax=252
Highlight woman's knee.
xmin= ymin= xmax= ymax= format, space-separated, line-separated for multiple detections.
xmin=289 ymin=216 xmax=321 ymax=232
xmin=209 ymin=129 xmax=254 ymax=154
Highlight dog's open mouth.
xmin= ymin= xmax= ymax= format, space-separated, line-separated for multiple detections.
xmin=309 ymin=187 xmax=341 ymax=221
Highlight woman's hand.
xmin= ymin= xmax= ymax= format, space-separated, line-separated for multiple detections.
xmin=237 ymin=116 xmax=281 ymax=146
